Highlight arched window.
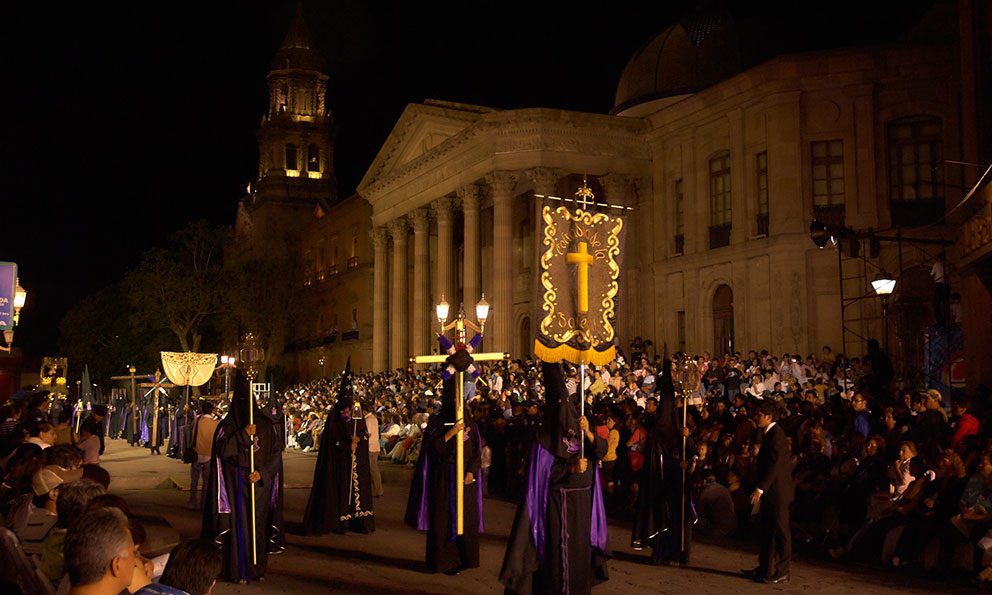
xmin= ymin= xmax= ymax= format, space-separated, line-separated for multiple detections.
xmin=285 ymin=144 xmax=298 ymax=171
xmin=888 ymin=116 xmax=943 ymax=227
xmin=307 ymin=144 xmax=320 ymax=172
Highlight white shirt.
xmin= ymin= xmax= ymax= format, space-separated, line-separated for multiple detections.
xmin=364 ymin=412 xmax=380 ymax=453
xmin=25 ymin=438 xmax=50 ymax=450
xmin=931 ymin=261 xmax=946 ymax=283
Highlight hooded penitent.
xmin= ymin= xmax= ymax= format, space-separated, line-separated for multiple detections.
xmin=202 ymin=370 xmax=283 ymax=582
xmin=302 ymin=359 xmax=375 ymax=535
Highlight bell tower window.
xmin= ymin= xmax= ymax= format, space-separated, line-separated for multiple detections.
xmin=307 ymin=144 xmax=320 ymax=178
xmin=285 ymin=143 xmax=299 ymax=175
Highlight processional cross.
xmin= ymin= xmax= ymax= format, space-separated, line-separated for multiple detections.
xmin=410 ymin=299 xmax=507 ymax=535
xmin=111 ymin=366 xmax=148 ymax=439
xmin=139 ymin=370 xmax=174 ymax=448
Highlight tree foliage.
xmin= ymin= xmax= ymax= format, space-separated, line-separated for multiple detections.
xmin=124 ymin=221 xmax=230 ymax=353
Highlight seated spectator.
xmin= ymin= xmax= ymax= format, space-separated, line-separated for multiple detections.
xmin=135 ymin=539 xmax=223 ymax=595
xmin=16 ymin=465 xmax=83 ymax=555
xmin=26 ymin=421 xmax=57 ymax=450
xmin=41 ymin=478 xmax=107 ymax=584
xmin=78 ymin=421 xmax=102 ymax=465
xmin=694 ymin=474 xmax=737 ymax=538
xmin=53 ymin=408 xmax=78 ymax=446
xmin=64 ymin=507 xmax=137 ymax=595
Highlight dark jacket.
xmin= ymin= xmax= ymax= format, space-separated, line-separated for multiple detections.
xmin=756 ymin=423 xmax=794 ymax=503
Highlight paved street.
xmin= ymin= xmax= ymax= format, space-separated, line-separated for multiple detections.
xmin=102 ymin=440 xmax=972 ymax=594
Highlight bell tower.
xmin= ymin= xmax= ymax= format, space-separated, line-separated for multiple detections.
xmin=238 ymin=4 xmax=336 ymax=252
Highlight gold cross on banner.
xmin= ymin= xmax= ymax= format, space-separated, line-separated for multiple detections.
xmin=566 ymin=241 xmax=595 ymax=314
xmin=410 ymin=316 xmax=508 ymax=535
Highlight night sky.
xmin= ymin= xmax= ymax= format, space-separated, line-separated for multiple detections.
xmin=1 ymin=0 xmax=941 ymax=359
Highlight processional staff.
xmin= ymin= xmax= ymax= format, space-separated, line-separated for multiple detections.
xmin=240 ymin=333 xmax=265 ymax=566
xmin=411 ymin=295 xmax=505 ymax=536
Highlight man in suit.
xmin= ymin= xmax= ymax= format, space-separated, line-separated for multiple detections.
xmin=743 ymin=399 xmax=793 ymax=584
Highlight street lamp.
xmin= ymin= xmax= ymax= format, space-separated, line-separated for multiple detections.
xmin=872 ymin=271 xmax=896 ymax=353
xmin=435 ymin=295 xmax=450 ymax=328
xmin=1 ymin=278 xmax=26 ymax=353
xmin=218 ymin=354 xmax=236 ymax=398
xmin=475 ymin=294 xmax=490 ymax=335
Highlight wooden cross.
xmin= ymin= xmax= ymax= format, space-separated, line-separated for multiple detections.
xmin=139 ymin=370 xmax=174 ymax=448
xmin=111 ymin=366 xmax=147 ymax=439
xmin=410 ymin=313 xmax=507 ymax=535
xmin=566 ymin=241 xmax=595 ymax=314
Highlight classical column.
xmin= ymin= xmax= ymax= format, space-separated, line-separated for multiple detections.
xmin=431 ymin=197 xmax=455 ymax=308
xmin=388 ymin=217 xmax=409 ymax=371
xmin=487 ymin=171 xmax=518 ymax=355
xmin=411 ymin=208 xmax=431 ymax=362
xmin=370 ymin=227 xmax=389 ymax=372
xmin=527 ymin=167 xmax=562 ymax=260
xmin=458 ymin=184 xmax=481 ymax=314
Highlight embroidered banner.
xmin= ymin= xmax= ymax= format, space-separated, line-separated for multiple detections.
xmin=161 ymin=351 xmax=218 ymax=387
xmin=534 ymin=205 xmax=623 ymax=366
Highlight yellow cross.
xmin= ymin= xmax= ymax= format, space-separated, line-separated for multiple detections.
xmin=566 ymin=241 xmax=595 ymax=314
xmin=411 ymin=317 xmax=508 ymax=535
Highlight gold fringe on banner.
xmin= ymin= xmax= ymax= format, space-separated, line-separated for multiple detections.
xmin=534 ymin=341 xmax=616 ymax=367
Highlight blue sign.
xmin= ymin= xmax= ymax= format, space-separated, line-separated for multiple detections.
xmin=0 ymin=262 xmax=16 ymax=331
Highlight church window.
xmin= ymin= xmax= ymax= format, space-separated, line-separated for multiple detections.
xmin=811 ymin=140 xmax=845 ymax=227
xmin=888 ymin=116 xmax=943 ymax=227
xmin=674 ymin=179 xmax=685 ymax=254
xmin=285 ymin=144 xmax=298 ymax=171
xmin=709 ymin=152 xmax=732 ymax=249
xmin=347 ymin=237 xmax=359 ymax=269
xmin=756 ymin=151 xmax=769 ymax=236
xmin=307 ymin=145 xmax=320 ymax=172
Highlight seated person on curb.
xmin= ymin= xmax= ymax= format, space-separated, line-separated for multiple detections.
xmin=17 ymin=465 xmax=83 ymax=556
xmin=41 ymin=478 xmax=107 ymax=585
xmin=64 ymin=507 xmax=137 ymax=595
xmin=134 ymin=539 xmax=223 ymax=595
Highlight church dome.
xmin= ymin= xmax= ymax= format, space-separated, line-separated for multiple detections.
xmin=611 ymin=13 xmax=743 ymax=116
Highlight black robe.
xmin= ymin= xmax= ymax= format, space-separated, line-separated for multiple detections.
xmin=631 ymin=358 xmax=693 ymax=564
xmin=144 ymin=396 xmax=167 ymax=450
xmin=260 ymin=400 xmax=286 ymax=549
xmin=202 ymin=379 xmax=284 ymax=583
xmin=405 ymin=374 xmax=483 ymax=574
xmin=302 ymin=404 xmax=375 ymax=535
xmin=500 ymin=362 xmax=609 ymax=595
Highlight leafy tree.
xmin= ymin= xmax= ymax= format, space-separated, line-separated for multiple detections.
xmin=58 ymin=280 xmax=167 ymax=383
xmin=124 ymin=221 xmax=230 ymax=353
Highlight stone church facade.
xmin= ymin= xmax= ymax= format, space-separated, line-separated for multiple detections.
xmin=239 ymin=7 xmax=992 ymax=390
xmin=359 ymin=13 xmax=972 ymax=378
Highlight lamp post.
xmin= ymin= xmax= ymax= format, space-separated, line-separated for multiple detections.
xmin=871 ymin=271 xmax=896 ymax=353
xmin=1 ymin=279 xmax=26 ymax=353
xmin=218 ymin=355 xmax=236 ymax=399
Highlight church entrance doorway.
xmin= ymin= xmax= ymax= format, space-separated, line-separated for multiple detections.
xmin=713 ymin=284 xmax=734 ymax=355
xmin=518 ymin=316 xmax=531 ymax=360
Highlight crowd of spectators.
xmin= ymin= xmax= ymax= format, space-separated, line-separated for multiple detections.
xmin=0 ymin=390 xmax=223 ymax=595
xmin=280 ymin=336 xmax=992 ymax=585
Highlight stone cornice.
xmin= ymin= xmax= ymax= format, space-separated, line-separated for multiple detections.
xmin=359 ymin=107 xmax=650 ymax=204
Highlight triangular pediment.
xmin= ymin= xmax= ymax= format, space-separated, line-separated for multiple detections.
xmin=358 ymin=101 xmax=497 ymax=195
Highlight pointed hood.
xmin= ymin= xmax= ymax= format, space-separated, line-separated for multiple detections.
xmin=538 ymin=361 xmax=581 ymax=461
